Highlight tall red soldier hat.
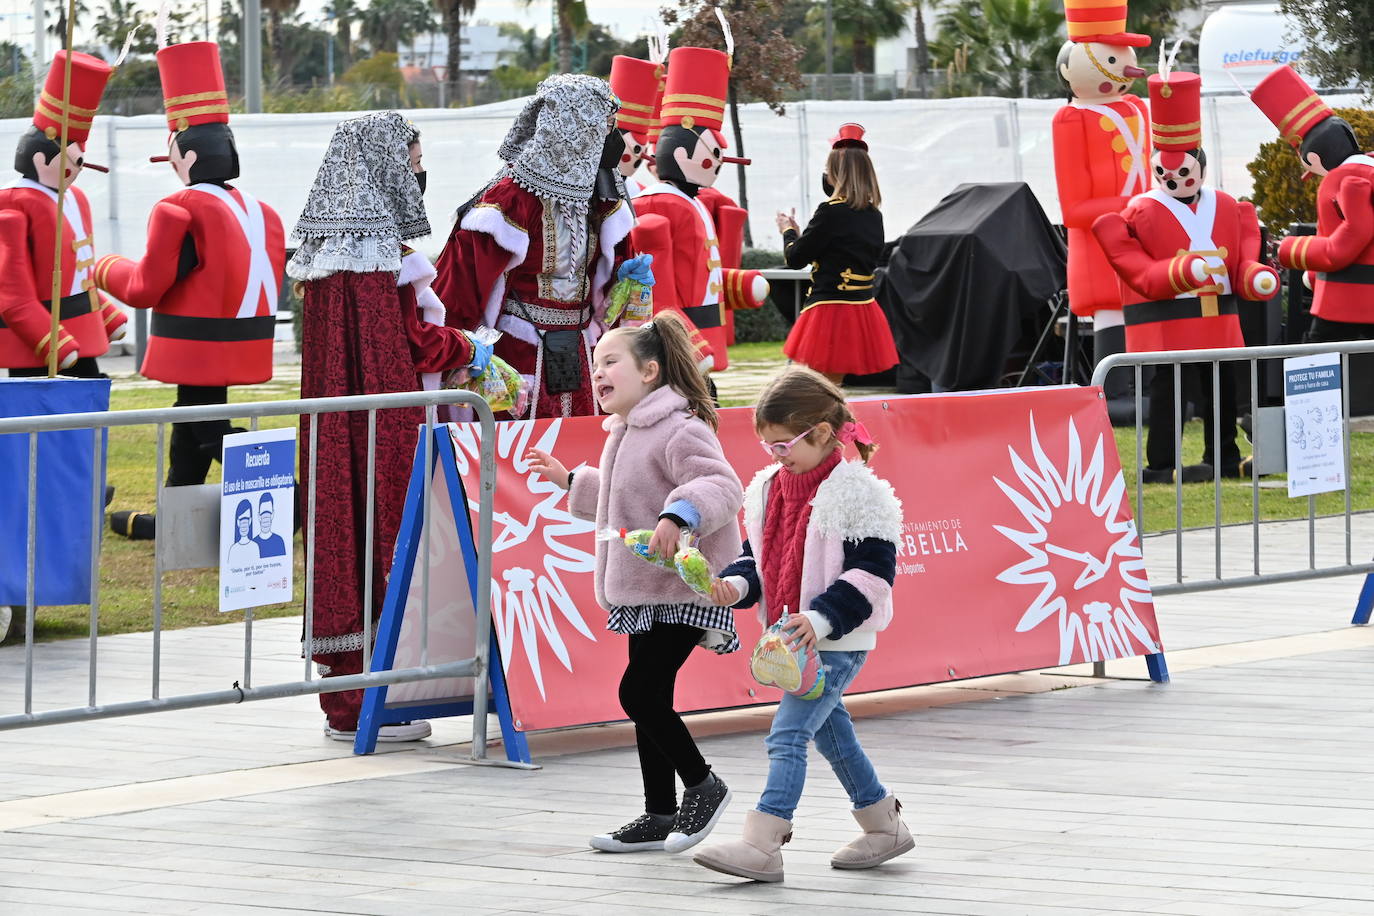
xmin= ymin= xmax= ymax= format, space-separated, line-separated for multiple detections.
xmin=829 ymin=123 xmax=868 ymax=151
xmin=609 ymin=55 xmax=660 ymax=146
xmin=1251 ymin=65 xmax=1335 ymax=149
xmin=660 ymin=46 xmax=730 ymax=149
xmin=1063 ymin=0 xmax=1150 ymax=48
xmin=157 ymin=41 xmax=231 ymax=132
xmin=1147 ymin=70 xmax=1202 ymax=162
xmin=33 ymin=51 xmax=114 ymax=147
xmin=647 ymin=63 xmax=667 ymax=149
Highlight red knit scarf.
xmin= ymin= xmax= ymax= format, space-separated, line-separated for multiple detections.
xmin=761 ymin=448 xmax=842 ymax=625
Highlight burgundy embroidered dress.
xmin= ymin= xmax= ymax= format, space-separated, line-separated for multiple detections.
xmin=289 ymin=112 xmax=475 ymax=732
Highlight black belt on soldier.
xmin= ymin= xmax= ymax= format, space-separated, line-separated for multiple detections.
xmin=683 ymin=302 xmax=723 ymax=329
xmin=1318 ymin=264 xmax=1374 ymax=285
xmin=0 ymin=292 xmax=91 ymax=329
xmin=1125 ymin=293 xmax=1238 ymax=326
xmin=151 ymin=313 xmax=275 ymax=342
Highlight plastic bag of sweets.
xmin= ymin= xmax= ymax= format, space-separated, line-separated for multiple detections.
xmin=605 ymin=254 xmax=655 ymax=326
xmin=608 ymin=527 xmax=718 ymax=596
xmin=749 ymin=607 xmax=826 ymax=700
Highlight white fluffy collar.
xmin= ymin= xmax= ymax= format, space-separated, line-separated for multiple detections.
xmin=744 ymin=458 xmax=902 ymax=544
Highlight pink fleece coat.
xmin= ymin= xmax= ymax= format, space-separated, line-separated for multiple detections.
xmin=568 ymin=385 xmax=743 ymax=610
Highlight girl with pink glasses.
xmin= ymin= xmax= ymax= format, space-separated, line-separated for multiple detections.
xmin=693 ymin=367 xmax=913 ymax=883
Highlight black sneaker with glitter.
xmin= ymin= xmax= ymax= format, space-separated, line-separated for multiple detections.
xmin=664 ymin=773 xmax=732 ymax=853
xmin=588 ymin=812 xmax=675 ymax=852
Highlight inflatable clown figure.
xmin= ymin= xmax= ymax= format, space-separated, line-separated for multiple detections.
xmin=1051 ymin=0 xmax=1152 ymax=363
xmin=1092 ymin=65 xmax=1278 ymax=483
xmin=0 ymin=51 xmax=124 ymax=378
xmin=95 ymin=41 xmax=286 ymax=539
xmin=1251 ymin=66 xmax=1374 ymax=343
xmin=608 ymin=53 xmax=664 ymax=198
xmin=633 ymin=42 xmax=752 ymax=371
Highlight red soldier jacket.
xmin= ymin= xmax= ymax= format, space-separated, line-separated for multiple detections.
xmin=1092 ymin=188 xmax=1276 ymax=352
xmin=95 ymin=184 xmax=285 ymax=387
xmin=432 ymin=177 xmax=632 ymax=351
xmin=1278 ymin=155 xmax=1374 ymax=324
xmin=632 ymin=181 xmax=731 ymax=369
xmin=0 ymin=181 xmax=124 ymax=369
xmin=1052 ymin=97 xmax=1152 ymax=317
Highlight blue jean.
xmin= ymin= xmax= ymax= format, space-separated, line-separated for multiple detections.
xmin=757 ymin=649 xmax=887 ymax=821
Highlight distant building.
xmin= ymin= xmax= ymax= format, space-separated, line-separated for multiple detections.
xmin=398 ymin=25 xmax=520 ymax=76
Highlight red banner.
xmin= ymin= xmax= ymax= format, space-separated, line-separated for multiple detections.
xmin=450 ymin=386 xmax=1161 ymax=731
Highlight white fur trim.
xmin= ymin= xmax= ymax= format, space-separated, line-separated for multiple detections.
xmin=398 ymin=250 xmax=437 ymax=289
xmin=591 ymin=200 xmax=635 ymax=319
xmin=742 ymin=463 xmax=784 ymax=534
xmin=460 ymin=204 xmax=530 ymax=328
xmin=810 ymin=460 xmax=903 ymax=544
xmin=495 ymin=312 xmax=540 ymax=347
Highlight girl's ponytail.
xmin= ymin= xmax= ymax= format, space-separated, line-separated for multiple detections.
xmin=624 ymin=314 xmax=719 ymax=430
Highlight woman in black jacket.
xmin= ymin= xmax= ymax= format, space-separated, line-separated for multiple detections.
xmin=778 ymin=124 xmax=898 ymax=384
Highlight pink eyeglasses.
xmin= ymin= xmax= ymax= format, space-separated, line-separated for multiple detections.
xmin=759 ymin=426 xmax=816 ymax=459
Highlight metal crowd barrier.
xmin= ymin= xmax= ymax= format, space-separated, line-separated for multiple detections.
xmin=1092 ymin=340 xmax=1374 ymax=599
xmin=0 ymin=389 xmax=501 ymax=761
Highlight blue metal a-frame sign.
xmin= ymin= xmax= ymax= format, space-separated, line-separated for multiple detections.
xmin=354 ymin=425 xmax=531 ymax=764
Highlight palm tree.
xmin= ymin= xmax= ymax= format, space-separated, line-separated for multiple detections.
xmin=46 ymin=0 xmax=91 ymax=41
xmin=93 ymin=0 xmax=152 ymax=55
xmin=518 ymin=0 xmax=588 ymax=74
xmin=263 ymin=0 xmax=301 ymax=86
xmin=325 ymin=0 xmax=359 ymax=69
xmin=360 ymin=0 xmax=436 ymax=55
xmin=432 ymin=0 xmax=476 ymax=104
xmin=931 ymin=0 xmax=1063 ymax=96
xmin=806 ymin=0 xmax=910 ymax=73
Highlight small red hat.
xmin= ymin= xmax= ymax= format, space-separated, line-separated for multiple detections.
xmin=1063 ymin=0 xmax=1151 ymax=48
xmin=660 ymin=47 xmax=729 ymax=143
xmin=33 ymin=51 xmax=113 ymax=146
xmin=830 ymin=123 xmax=868 ymax=150
xmin=1147 ymin=71 xmax=1201 ymax=152
xmin=610 ymin=55 xmax=661 ymax=145
xmin=1251 ymin=65 xmax=1334 ymax=148
xmin=157 ymin=41 xmax=230 ymax=132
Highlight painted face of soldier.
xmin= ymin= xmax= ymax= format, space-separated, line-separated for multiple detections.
xmin=32 ymin=141 xmax=84 ymax=189
xmin=617 ymin=131 xmax=645 ymax=178
xmin=1152 ymin=149 xmax=1205 ymax=199
xmin=1059 ymin=42 xmax=1146 ymax=104
xmin=672 ymin=133 xmax=722 ymax=189
xmin=167 ymin=134 xmax=197 ymax=186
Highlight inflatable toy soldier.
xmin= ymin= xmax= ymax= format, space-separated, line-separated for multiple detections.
xmin=1251 ymin=66 xmax=1374 ymax=343
xmin=432 ymin=74 xmax=635 ymax=420
xmin=96 ymin=41 xmax=286 ymax=540
xmin=634 ymin=42 xmax=751 ymax=371
xmin=0 ymin=51 xmax=124 ymax=378
xmin=1051 ymin=0 xmax=1151 ymax=368
xmin=609 ymin=54 xmax=663 ymax=198
xmin=1093 ymin=65 xmax=1278 ymax=482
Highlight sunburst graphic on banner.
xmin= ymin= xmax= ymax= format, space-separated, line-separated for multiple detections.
xmin=993 ymin=413 xmax=1158 ymax=666
xmin=449 ymin=420 xmax=597 ymax=698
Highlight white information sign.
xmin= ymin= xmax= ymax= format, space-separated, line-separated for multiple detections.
xmin=1283 ymin=354 xmax=1345 ymax=498
xmin=220 ymin=428 xmax=296 ymax=612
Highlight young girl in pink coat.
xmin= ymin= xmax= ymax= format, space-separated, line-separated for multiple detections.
xmin=526 ymin=313 xmax=744 ymax=856
xmin=693 ymin=367 xmax=912 ymax=883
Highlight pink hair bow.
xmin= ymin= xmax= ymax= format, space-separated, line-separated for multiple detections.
xmin=836 ymin=421 xmax=873 ymax=446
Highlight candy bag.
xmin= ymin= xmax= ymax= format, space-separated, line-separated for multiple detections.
xmin=607 ymin=527 xmax=717 ymax=596
xmin=606 ymin=254 xmax=655 ymax=326
xmin=749 ymin=607 xmax=826 ymax=700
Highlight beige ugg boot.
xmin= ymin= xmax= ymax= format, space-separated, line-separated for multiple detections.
xmin=830 ymin=796 xmax=915 ymax=869
xmin=692 ymin=809 xmax=792 ymax=882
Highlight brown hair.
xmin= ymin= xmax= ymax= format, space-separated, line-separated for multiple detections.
xmin=753 ymin=368 xmax=877 ymax=463
xmin=613 ymin=313 xmax=718 ymax=430
xmin=825 ymin=145 xmax=881 ymax=210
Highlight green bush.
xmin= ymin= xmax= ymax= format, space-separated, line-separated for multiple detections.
xmin=734 ymin=247 xmax=794 ymax=343
xmin=1247 ymin=106 xmax=1374 ymax=236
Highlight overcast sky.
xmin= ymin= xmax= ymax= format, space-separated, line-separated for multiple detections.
xmin=0 ymin=0 xmax=664 ymax=49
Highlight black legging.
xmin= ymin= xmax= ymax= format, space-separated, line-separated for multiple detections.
xmin=1147 ymin=362 xmax=1241 ymax=473
xmin=619 ymin=622 xmax=711 ymax=816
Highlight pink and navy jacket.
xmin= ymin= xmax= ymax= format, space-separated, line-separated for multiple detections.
xmin=721 ymin=458 xmax=902 ymax=652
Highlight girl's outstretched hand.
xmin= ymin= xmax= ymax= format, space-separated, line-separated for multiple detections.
xmin=781 ymin=614 xmax=817 ymax=653
xmin=709 ymin=578 xmax=741 ymax=607
xmin=647 ymin=517 xmax=681 ymax=561
xmin=524 ymin=447 xmax=570 ymax=490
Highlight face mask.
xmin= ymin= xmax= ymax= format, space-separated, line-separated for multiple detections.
xmin=821 ymin=172 xmax=834 ymax=197
xmin=599 ymin=131 xmax=626 ymax=170
xmin=414 ymin=169 xmax=427 ymax=195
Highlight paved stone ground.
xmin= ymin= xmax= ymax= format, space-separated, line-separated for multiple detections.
xmin=2 ymin=516 xmax=1373 ymax=913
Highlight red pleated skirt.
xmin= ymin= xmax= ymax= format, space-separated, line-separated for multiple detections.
xmin=782 ymin=298 xmax=899 ymax=376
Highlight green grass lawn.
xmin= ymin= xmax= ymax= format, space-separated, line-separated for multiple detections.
xmin=12 ymin=341 xmax=1369 ymax=642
